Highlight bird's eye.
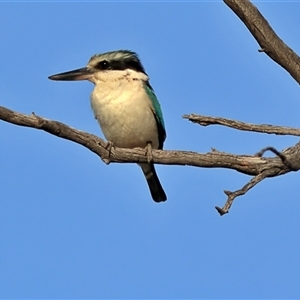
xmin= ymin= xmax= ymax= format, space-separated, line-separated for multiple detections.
xmin=97 ymin=60 xmax=109 ymax=70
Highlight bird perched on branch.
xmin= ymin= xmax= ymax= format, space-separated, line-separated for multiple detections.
xmin=48 ymin=50 xmax=167 ymax=202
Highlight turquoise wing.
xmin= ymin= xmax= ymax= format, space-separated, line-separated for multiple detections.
xmin=144 ymin=82 xmax=166 ymax=149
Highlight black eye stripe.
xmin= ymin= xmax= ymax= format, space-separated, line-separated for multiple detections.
xmin=96 ymin=60 xmax=110 ymax=70
xmin=99 ymin=60 xmax=145 ymax=73
xmin=94 ymin=58 xmax=146 ymax=75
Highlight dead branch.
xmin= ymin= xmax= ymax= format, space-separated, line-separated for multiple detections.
xmin=223 ymin=0 xmax=300 ymax=84
xmin=2 ymin=105 xmax=298 ymax=215
xmin=0 ymin=105 xmax=294 ymax=174
xmin=216 ymin=169 xmax=273 ymax=216
xmin=2 ymin=107 xmax=297 ymax=216
xmin=183 ymin=114 xmax=300 ymax=136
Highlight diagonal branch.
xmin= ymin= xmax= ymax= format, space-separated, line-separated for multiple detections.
xmin=223 ymin=0 xmax=300 ymax=84
xmin=215 ymin=169 xmax=275 ymax=216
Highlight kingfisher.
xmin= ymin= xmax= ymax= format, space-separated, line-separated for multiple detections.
xmin=48 ymin=50 xmax=167 ymax=202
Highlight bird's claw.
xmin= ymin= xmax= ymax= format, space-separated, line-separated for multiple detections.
xmin=145 ymin=142 xmax=153 ymax=163
xmin=103 ymin=141 xmax=114 ymax=165
xmin=105 ymin=141 xmax=114 ymax=153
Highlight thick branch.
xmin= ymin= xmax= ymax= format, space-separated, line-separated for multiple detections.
xmin=183 ymin=114 xmax=300 ymax=136
xmin=0 ymin=105 xmax=294 ymax=175
xmin=224 ymin=0 xmax=300 ymax=84
xmin=2 ymin=104 xmax=300 ymax=216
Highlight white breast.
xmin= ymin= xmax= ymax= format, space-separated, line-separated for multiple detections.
xmin=90 ymin=70 xmax=159 ymax=149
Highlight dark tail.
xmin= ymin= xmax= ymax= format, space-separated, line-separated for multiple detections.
xmin=140 ymin=163 xmax=167 ymax=202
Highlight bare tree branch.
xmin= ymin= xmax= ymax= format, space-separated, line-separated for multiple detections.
xmin=256 ymin=146 xmax=300 ymax=171
xmin=183 ymin=114 xmax=300 ymax=136
xmin=0 ymin=105 xmax=293 ymax=173
xmin=223 ymin=0 xmax=300 ymax=84
xmin=216 ymin=169 xmax=273 ymax=216
xmin=3 ymin=105 xmax=297 ymax=215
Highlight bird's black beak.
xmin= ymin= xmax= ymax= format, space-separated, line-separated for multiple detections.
xmin=48 ymin=67 xmax=93 ymax=81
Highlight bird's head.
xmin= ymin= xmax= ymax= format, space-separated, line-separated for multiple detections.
xmin=48 ymin=50 xmax=147 ymax=83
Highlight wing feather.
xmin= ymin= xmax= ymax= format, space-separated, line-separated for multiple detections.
xmin=144 ymin=82 xmax=166 ymax=149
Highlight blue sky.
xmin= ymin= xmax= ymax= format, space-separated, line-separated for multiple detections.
xmin=1 ymin=1 xmax=300 ymax=298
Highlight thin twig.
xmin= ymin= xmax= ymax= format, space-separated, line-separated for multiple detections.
xmin=256 ymin=146 xmax=298 ymax=171
xmin=215 ymin=169 xmax=273 ymax=216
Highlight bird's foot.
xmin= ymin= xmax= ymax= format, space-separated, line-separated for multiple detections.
xmin=103 ymin=141 xmax=114 ymax=165
xmin=105 ymin=141 xmax=114 ymax=152
xmin=145 ymin=142 xmax=153 ymax=163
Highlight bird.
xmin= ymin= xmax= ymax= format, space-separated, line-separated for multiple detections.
xmin=48 ymin=50 xmax=167 ymax=202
